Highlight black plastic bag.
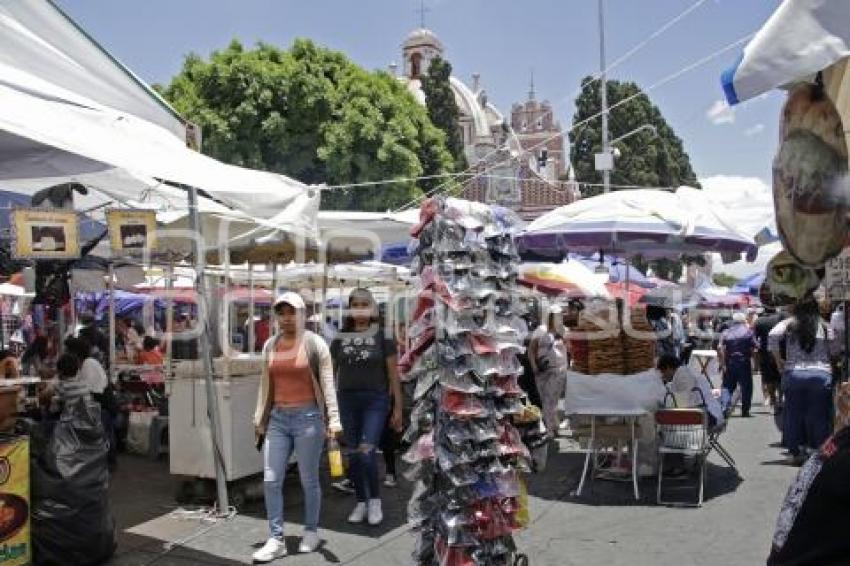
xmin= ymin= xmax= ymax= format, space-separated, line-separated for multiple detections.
xmin=30 ymin=397 xmax=116 ymax=566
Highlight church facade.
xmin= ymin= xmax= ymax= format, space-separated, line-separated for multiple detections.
xmin=395 ymin=27 xmax=579 ymax=220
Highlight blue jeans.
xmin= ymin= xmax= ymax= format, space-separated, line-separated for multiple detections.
xmin=263 ymin=405 xmax=325 ymax=538
xmin=722 ymin=358 xmax=753 ymax=416
xmin=783 ymin=369 xmax=833 ymax=456
xmin=338 ymin=389 xmax=390 ymax=502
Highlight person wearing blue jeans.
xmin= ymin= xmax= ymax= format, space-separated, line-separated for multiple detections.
xmin=782 ymin=368 xmax=833 ymax=461
xmin=718 ymin=312 xmax=757 ymax=417
xmin=252 ymin=292 xmax=341 ymax=563
xmin=263 ymin=405 xmax=325 ymax=537
xmin=339 ymin=390 xmax=391 ymax=505
xmin=768 ymin=298 xmax=839 ymax=466
xmin=721 ymin=358 xmax=754 ymax=417
xmin=331 ymin=288 xmax=403 ymax=526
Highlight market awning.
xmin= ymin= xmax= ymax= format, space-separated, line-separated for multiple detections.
xmin=721 ymin=0 xmax=850 ymax=105
xmin=0 ymin=80 xmax=319 ymax=231
xmin=0 ymin=0 xmax=185 ymax=138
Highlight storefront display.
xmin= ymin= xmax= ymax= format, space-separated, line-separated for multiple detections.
xmin=402 ymin=197 xmax=538 ymax=565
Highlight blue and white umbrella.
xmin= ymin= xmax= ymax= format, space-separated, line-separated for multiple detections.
xmin=722 ymin=0 xmax=850 ymax=105
xmin=731 ymin=272 xmax=765 ymax=296
xmin=515 ymin=187 xmax=757 ymax=262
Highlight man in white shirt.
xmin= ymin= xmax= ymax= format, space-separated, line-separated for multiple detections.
xmin=657 ymin=354 xmax=724 ymax=428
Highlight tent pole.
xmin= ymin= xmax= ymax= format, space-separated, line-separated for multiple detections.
xmin=165 ymin=262 xmax=173 ymax=380
xmin=108 ymin=263 xmax=116 ymax=382
xmin=187 ymin=185 xmax=229 ymax=514
xmin=843 ymin=301 xmax=850 ymax=381
xmin=248 ymin=267 xmax=255 ymax=354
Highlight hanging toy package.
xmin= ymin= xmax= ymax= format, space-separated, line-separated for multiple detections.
xmin=402 ymin=197 xmax=540 ymax=566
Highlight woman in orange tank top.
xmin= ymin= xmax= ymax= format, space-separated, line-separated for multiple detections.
xmin=253 ymin=292 xmax=341 ymax=563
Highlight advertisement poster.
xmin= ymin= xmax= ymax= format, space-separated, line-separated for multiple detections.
xmin=11 ymin=209 xmax=80 ymax=259
xmin=107 ymin=209 xmax=157 ymax=254
xmin=0 ymin=436 xmax=30 ymax=566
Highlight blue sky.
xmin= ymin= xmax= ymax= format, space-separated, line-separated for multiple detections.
xmin=55 ymin=0 xmax=782 ymax=186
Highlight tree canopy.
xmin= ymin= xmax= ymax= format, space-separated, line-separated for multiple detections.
xmin=157 ymin=39 xmax=455 ymax=211
xmin=421 ymin=56 xmax=467 ymax=171
xmin=568 ymin=77 xmax=700 ymax=197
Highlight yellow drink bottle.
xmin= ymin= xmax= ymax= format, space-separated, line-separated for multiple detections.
xmin=327 ymin=438 xmax=344 ymax=478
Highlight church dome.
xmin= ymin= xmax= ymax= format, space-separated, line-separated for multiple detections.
xmin=403 ymin=27 xmax=444 ymax=51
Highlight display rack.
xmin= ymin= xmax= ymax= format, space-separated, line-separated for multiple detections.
xmin=401 ymin=197 xmax=541 ymax=565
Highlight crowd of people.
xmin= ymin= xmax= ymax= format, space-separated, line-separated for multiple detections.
xmin=1 ymin=287 xmax=845 ymax=564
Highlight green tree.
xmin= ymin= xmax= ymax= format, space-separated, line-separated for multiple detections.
xmin=421 ymin=56 xmax=467 ymax=171
xmin=157 ymin=39 xmax=455 ymax=211
xmin=713 ymin=273 xmax=739 ymax=288
xmin=569 ymin=77 xmax=699 ymax=197
xmin=568 ymin=77 xmax=701 ymax=281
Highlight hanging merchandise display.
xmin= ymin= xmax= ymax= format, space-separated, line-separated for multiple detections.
xmin=402 ymin=197 xmax=542 ymax=566
xmin=773 ymin=81 xmax=849 ymax=268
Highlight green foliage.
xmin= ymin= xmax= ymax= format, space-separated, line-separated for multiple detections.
xmin=569 ymin=77 xmax=700 ymax=198
xmin=632 ymin=256 xmax=683 ymax=282
xmin=421 ymin=57 xmax=467 ymax=171
xmin=158 ymin=39 xmax=455 ymax=211
xmin=568 ymin=77 xmax=702 ymax=281
xmin=712 ymin=273 xmax=739 ymax=288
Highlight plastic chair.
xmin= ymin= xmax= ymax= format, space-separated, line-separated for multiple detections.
xmin=656 ymin=408 xmax=709 ymax=507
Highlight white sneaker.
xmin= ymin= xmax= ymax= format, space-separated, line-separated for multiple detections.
xmin=367 ymin=498 xmax=383 ymax=525
xmin=298 ymin=531 xmax=320 ymax=553
xmin=252 ymin=537 xmax=286 ymax=563
xmin=384 ymin=474 xmax=397 ymax=488
xmin=348 ymin=502 xmax=367 ymax=523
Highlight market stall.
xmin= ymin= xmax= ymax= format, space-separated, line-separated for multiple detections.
xmin=514 ymin=188 xmax=758 ymax=493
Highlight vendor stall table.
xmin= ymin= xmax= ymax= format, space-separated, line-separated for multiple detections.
xmin=572 ymin=409 xmax=646 ymax=501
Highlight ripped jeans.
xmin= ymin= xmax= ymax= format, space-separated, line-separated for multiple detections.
xmin=338 ymin=389 xmax=390 ymax=502
xmin=263 ymin=405 xmax=325 ymax=538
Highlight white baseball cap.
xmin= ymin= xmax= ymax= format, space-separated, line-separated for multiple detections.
xmin=548 ymin=304 xmax=563 ymax=315
xmin=273 ymin=291 xmax=305 ymax=311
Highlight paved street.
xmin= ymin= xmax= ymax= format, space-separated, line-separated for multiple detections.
xmin=107 ymin=380 xmax=796 ymax=566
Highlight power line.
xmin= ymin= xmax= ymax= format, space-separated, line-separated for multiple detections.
xmin=321 ymin=171 xmax=473 ymax=191
xmin=392 ymin=0 xmax=717 ymax=212
xmin=396 ymin=30 xmax=755 ymax=212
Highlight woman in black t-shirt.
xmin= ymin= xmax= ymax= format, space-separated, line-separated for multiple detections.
xmin=330 ymin=289 xmax=402 ymax=527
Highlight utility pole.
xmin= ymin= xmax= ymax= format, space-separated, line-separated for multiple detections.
xmin=599 ymin=0 xmax=611 ymax=194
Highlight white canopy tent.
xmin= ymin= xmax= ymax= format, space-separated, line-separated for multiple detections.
xmin=0 ymin=0 xmax=320 ymax=238
xmin=0 ymin=81 xmax=320 ymax=234
xmin=0 ymin=0 xmax=185 ymax=138
xmin=317 ymin=210 xmax=418 ymax=257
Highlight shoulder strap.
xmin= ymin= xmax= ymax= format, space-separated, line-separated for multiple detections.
xmin=304 ymin=332 xmax=321 ymax=381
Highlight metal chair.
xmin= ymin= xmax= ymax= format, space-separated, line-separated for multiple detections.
xmin=690 ymin=387 xmax=739 ymax=475
xmin=656 ymin=408 xmax=710 ymax=507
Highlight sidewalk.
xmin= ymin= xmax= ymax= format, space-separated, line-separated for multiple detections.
xmin=107 ymin=388 xmax=796 ymax=565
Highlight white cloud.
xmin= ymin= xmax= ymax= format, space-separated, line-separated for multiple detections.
xmin=699 ymin=175 xmax=777 ymax=278
xmin=706 ymin=99 xmax=735 ymax=125
xmin=743 ymin=123 xmax=765 ymax=137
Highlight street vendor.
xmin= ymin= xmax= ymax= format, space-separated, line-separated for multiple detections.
xmin=657 ymin=354 xmax=724 ymax=428
xmin=117 ymin=317 xmax=143 ymax=362
xmin=529 ymin=304 xmax=568 ymax=437
xmin=136 ymin=336 xmax=164 ymax=365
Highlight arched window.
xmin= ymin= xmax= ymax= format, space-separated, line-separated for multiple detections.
xmin=410 ymin=53 xmax=422 ymax=78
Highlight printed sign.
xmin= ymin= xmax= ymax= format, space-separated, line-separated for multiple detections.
xmin=107 ymin=209 xmax=157 ymax=254
xmin=10 ymin=209 xmax=80 ymax=259
xmin=825 ymin=248 xmax=850 ymax=300
xmin=0 ymin=437 xmax=30 ymax=565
